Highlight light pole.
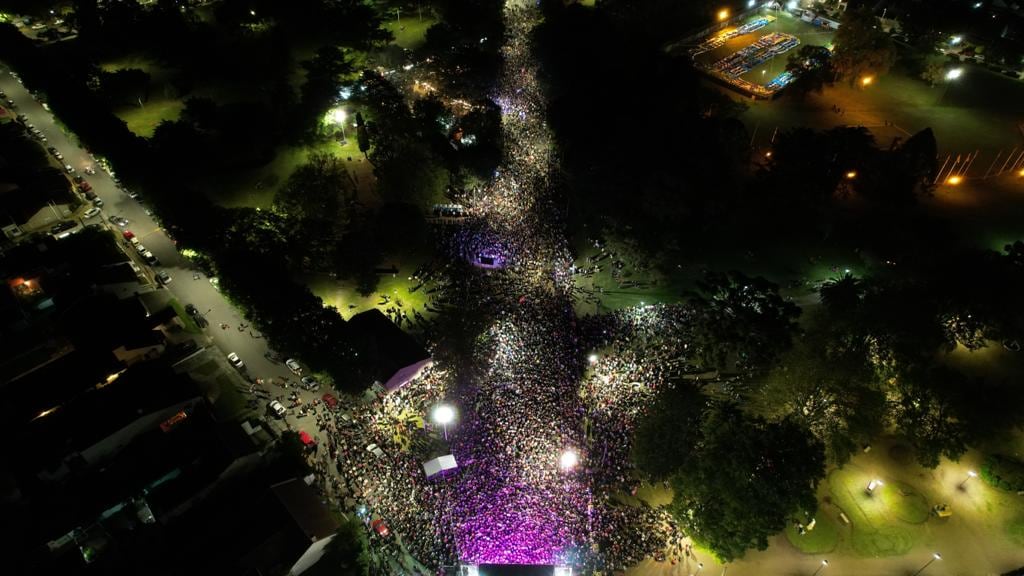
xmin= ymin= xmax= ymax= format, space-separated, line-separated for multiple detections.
xmin=330 ymin=108 xmax=347 ymax=142
xmin=432 ymin=404 xmax=455 ymax=440
xmin=937 ymin=68 xmax=963 ymax=105
xmin=958 ymin=469 xmax=978 ymax=489
xmin=911 ymin=552 xmax=942 ymax=576
xmin=560 ymin=448 xmax=579 ymax=471
xmin=812 ymin=559 xmax=829 ymax=576
xmin=692 ymin=562 xmax=703 ymax=576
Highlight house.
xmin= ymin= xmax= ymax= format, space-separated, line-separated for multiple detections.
xmin=93 ymin=262 xmax=150 ymax=300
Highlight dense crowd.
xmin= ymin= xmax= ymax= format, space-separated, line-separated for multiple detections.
xmin=308 ymin=2 xmax=699 ymax=573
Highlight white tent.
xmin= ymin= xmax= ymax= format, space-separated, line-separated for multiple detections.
xmin=422 ymin=454 xmax=458 ymax=478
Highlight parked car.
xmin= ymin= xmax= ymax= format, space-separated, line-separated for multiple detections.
xmin=142 ymin=251 xmax=159 ymax=265
xmin=285 ymin=358 xmax=302 ymax=375
xmin=50 ymin=221 xmax=75 ymax=234
xmin=64 ymin=164 xmax=75 ymax=174
xmin=185 ymin=304 xmax=199 ymax=316
xmin=91 ymin=198 xmax=103 ymax=208
xmin=268 ymin=400 xmax=287 ymax=418
xmin=84 ymin=190 xmax=97 ymax=201
xmin=122 ymin=230 xmax=135 ymax=240
xmin=109 ymin=215 xmax=129 ymax=227
xmin=156 ymin=271 xmax=172 ymax=285
xmin=322 ymin=393 xmax=339 ymax=410
xmin=301 ymin=376 xmax=320 ymax=392
xmin=77 ymin=180 xmax=92 ymax=192
xmin=83 ymin=207 xmax=101 ymax=219
xmin=135 ymin=243 xmax=147 ymax=254
xmin=227 ymin=352 xmax=244 ymax=369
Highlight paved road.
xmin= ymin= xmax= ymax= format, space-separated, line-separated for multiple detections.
xmin=0 ymin=65 xmax=326 ymax=438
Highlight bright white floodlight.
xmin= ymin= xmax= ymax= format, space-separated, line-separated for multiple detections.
xmin=560 ymin=449 xmax=579 ymax=470
xmin=946 ymin=68 xmax=963 ymax=81
xmin=587 ymin=354 xmax=599 ymax=364
xmin=433 ymin=404 xmax=455 ymax=425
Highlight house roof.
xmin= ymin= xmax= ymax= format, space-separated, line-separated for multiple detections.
xmin=347 ymin=309 xmax=430 ymax=383
xmin=270 ymin=478 xmax=340 ymax=542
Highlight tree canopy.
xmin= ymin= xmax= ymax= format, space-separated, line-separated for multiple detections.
xmin=666 ymin=404 xmax=825 ymax=561
xmin=832 ymin=7 xmax=896 ymax=83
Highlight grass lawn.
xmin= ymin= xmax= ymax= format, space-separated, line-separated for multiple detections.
xmin=205 ymin=138 xmax=376 ymax=209
xmin=306 ymin=261 xmax=437 ymax=321
xmin=570 ymin=235 xmax=681 ymax=315
xmin=784 ymin=512 xmax=840 ymax=554
xmin=878 ymin=480 xmax=931 ymax=524
xmin=168 ymin=298 xmax=202 ymax=334
xmin=826 ymin=466 xmax=921 ymax=557
xmin=383 ymin=15 xmax=437 ymax=50
xmin=1006 ymin=515 xmax=1024 ymax=545
xmin=114 ymin=98 xmax=185 ymax=138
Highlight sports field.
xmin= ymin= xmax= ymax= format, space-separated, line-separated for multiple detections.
xmin=693 ymin=10 xmax=835 ymax=94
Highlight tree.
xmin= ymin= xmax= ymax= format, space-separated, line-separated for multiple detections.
xmin=299 ymin=46 xmax=358 ymax=134
xmin=305 ymin=519 xmax=371 ymax=576
xmin=632 ymin=384 xmax=707 ymax=479
xmin=891 ymin=366 xmax=973 ymax=468
xmin=785 ymin=45 xmax=834 ymax=99
xmin=819 ymin=272 xmax=864 ymax=317
xmin=832 ymin=7 xmax=896 ymax=83
xmin=668 ymin=404 xmax=825 ymax=561
xmin=758 ymin=339 xmax=886 ymax=465
xmin=356 ymin=111 xmax=370 ymax=157
xmin=688 ymin=271 xmax=801 ymax=371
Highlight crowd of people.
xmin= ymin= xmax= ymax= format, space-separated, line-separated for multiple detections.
xmin=301 ymin=2 xmax=703 ymax=573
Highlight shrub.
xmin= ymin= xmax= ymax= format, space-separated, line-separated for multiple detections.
xmin=981 ymin=454 xmax=1024 ymax=492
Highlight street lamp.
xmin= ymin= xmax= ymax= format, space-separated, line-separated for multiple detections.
xmin=866 ymin=478 xmax=883 ymax=495
xmin=560 ymin=448 xmax=579 ymax=471
xmin=937 ymin=68 xmax=963 ymax=105
xmin=329 ymin=108 xmax=347 ymax=142
xmin=947 ymin=175 xmax=963 ymax=185
xmin=587 ymin=354 xmax=599 ymax=365
xmin=812 ymin=559 xmax=829 ymax=576
xmin=846 ymin=171 xmax=858 ymax=179
xmin=693 ymin=562 xmax=704 ymax=576
xmin=861 ymin=75 xmax=874 ymax=86
xmin=958 ymin=469 xmax=978 ymax=489
xmin=911 ymin=552 xmax=942 ymax=576
xmin=432 ymin=404 xmax=455 ymax=440
xmin=718 ymin=9 xmax=730 ymax=21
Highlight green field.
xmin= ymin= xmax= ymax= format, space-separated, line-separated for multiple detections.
xmin=306 ymin=260 xmax=438 ymax=322
xmin=826 ymin=466 xmax=923 ymax=557
xmin=102 ymin=54 xmax=185 ymax=137
xmin=114 ymin=98 xmax=185 ymax=137
xmin=784 ymin=512 xmax=840 ymax=554
xmin=383 ymin=15 xmax=437 ymax=50
xmin=205 ymin=138 xmax=376 ymax=209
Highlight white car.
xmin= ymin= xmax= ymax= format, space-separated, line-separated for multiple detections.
xmin=227 ymin=352 xmax=244 ymax=369
xmin=130 ymin=237 xmax=141 ymax=247
xmin=83 ymin=207 xmax=101 ymax=219
xmin=64 ymin=164 xmax=75 ymax=174
xmin=268 ymin=400 xmax=287 ymax=418
xmin=135 ymin=243 xmax=147 ymax=254
xmin=285 ymin=358 xmax=302 ymax=374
